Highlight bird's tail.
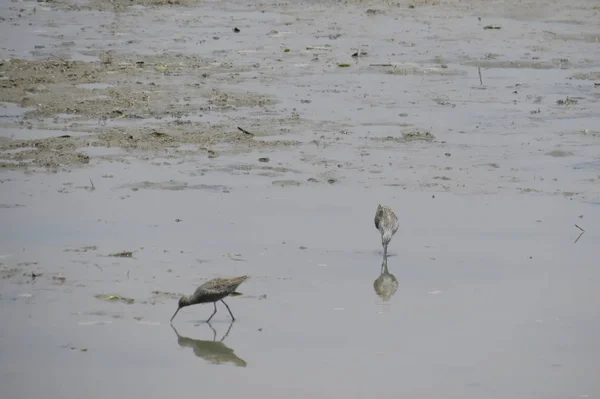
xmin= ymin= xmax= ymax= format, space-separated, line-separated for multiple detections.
xmin=229 ymin=275 xmax=249 ymax=290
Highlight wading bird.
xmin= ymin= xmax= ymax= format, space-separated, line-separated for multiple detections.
xmin=170 ymin=275 xmax=248 ymax=324
xmin=374 ymin=204 xmax=399 ymax=258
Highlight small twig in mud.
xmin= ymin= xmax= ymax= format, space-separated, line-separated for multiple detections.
xmin=237 ymin=126 xmax=254 ymax=136
xmin=370 ymin=63 xmax=393 ymax=67
xmin=108 ymin=251 xmax=135 ymax=258
xmin=556 ymin=97 xmax=578 ymax=105
xmin=96 ymin=294 xmax=134 ymax=305
xmin=127 ymin=270 xmax=130 ymax=279
xmin=351 ymin=50 xmax=367 ymax=62
xmin=89 ymin=178 xmax=95 ymax=191
xmin=478 ymin=66 xmax=483 ymax=85
xmin=574 ymin=224 xmax=585 ymax=244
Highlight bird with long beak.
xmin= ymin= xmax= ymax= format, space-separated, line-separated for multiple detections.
xmin=170 ymin=275 xmax=249 ymax=324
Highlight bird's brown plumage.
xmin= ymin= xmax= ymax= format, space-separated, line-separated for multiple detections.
xmin=171 ymin=275 xmax=249 ymax=323
xmin=374 ymin=204 xmax=399 ymax=258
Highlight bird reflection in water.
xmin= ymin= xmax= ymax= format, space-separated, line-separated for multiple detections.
xmin=171 ymin=322 xmax=247 ymax=367
xmin=373 ymin=256 xmax=398 ymax=301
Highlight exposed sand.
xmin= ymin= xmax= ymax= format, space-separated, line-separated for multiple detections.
xmin=1 ymin=0 xmax=599 ymax=398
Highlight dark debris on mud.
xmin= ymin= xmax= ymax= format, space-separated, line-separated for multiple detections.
xmin=370 ymin=130 xmax=436 ymax=143
xmin=0 ymin=54 xmax=302 ymax=171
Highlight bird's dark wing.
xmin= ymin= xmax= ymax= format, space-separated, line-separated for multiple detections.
xmin=197 ymin=276 xmax=248 ymax=296
xmin=196 ymin=278 xmax=228 ymax=296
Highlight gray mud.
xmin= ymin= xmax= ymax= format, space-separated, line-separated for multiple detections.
xmin=1 ymin=0 xmax=600 ymax=398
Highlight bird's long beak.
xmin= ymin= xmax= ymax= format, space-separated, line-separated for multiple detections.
xmin=170 ymin=307 xmax=181 ymax=323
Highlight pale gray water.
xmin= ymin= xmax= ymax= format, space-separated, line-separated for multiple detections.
xmin=1 ymin=0 xmax=599 ymax=398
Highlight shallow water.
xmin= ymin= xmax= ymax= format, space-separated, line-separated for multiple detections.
xmin=2 ymin=168 xmax=599 ymax=398
xmin=1 ymin=0 xmax=600 ymax=398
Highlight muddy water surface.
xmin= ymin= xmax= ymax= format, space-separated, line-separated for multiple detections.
xmin=1 ymin=0 xmax=600 ymax=398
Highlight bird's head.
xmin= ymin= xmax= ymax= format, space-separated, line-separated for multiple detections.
xmin=171 ymin=296 xmax=190 ymax=323
xmin=178 ymin=296 xmax=189 ymax=309
xmin=177 ymin=296 xmax=187 ymax=309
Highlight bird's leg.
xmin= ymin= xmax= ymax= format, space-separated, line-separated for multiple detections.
xmin=206 ymin=302 xmax=218 ymax=323
xmin=383 ymin=242 xmax=388 ymax=260
xmin=382 ymin=256 xmax=389 ymax=274
xmin=220 ymin=299 xmax=236 ymax=321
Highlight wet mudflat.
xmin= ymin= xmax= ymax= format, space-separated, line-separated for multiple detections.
xmin=1 ymin=0 xmax=600 ymax=398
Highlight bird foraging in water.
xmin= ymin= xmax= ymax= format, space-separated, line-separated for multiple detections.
xmin=374 ymin=204 xmax=399 ymax=258
xmin=170 ymin=275 xmax=249 ymax=324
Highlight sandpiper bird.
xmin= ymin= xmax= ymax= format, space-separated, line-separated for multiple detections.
xmin=374 ymin=204 xmax=399 ymax=258
xmin=170 ymin=275 xmax=248 ymax=324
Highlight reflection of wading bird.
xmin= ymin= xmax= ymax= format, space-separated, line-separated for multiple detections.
xmin=170 ymin=276 xmax=249 ymax=323
xmin=171 ymin=323 xmax=247 ymax=367
xmin=374 ymin=204 xmax=399 ymax=259
xmin=374 ymin=257 xmax=398 ymax=301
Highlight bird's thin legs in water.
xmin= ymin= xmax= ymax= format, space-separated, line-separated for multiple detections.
xmin=206 ymin=302 xmax=218 ymax=323
xmin=220 ymin=321 xmax=234 ymax=342
xmin=207 ymin=321 xmax=217 ymax=341
xmin=220 ymin=299 xmax=236 ymax=321
xmin=205 ymin=320 xmax=234 ymax=342
xmin=381 ymin=255 xmax=389 ymax=274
